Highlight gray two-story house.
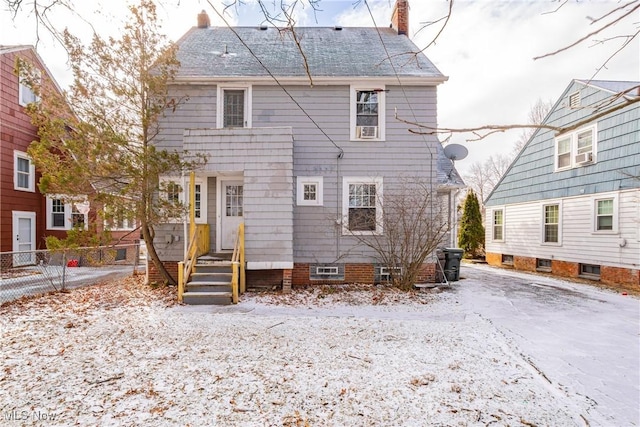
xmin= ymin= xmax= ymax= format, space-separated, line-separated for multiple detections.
xmin=151 ymin=1 xmax=464 ymax=298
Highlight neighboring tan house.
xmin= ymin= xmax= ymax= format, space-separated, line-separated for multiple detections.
xmin=485 ymin=79 xmax=639 ymax=289
xmin=152 ymin=1 xmax=464 ymax=293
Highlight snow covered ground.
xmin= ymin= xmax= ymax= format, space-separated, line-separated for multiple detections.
xmin=0 ymin=264 xmax=638 ymax=426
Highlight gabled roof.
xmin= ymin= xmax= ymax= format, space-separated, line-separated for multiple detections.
xmin=175 ymin=26 xmax=446 ymax=82
xmin=576 ymin=80 xmax=640 ymax=97
xmin=0 ymin=44 xmax=64 ymax=94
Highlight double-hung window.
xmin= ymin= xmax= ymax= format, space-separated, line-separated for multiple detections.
xmin=14 ymin=151 xmax=35 ymax=192
xmin=542 ymin=203 xmax=560 ymax=244
xmin=350 ymin=85 xmax=385 ymax=141
xmin=342 ymin=177 xmax=383 ymax=234
xmin=18 ymin=67 xmax=40 ymax=107
xmin=46 ymin=196 xmax=88 ymax=230
xmin=595 ymin=198 xmax=614 ymax=231
xmin=555 ymin=125 xmax=596 ymax=170
xmin=217 ymin=86 xmax=251 ymax=128
xmin=492 ymin=209 xmax=504 ymax=241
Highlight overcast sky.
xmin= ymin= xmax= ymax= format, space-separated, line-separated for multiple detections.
xmin=2 ymin=0 xmax=638 ymax=174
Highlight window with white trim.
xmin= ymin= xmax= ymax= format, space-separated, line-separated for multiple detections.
xmin=104 ymin=205 xmax=137 ymax=231
xmin=555 ymin=125 xmax=597 ymax=170
xmin=350 ymin=86 xmax=385 ymax=141
xmin=18 ymin=67 xmax=40 ymax=107
xmin=217 ymin=86 xmax=251 ymax=128
xmin=595 ymin=197 xmax=617 ymax=232
xmin=296 ymin=176 xmax=323 ymax=206
xmin=542 ymin=203 xmax=560 ymax=244
xmin=14 ymin=150 xmax=35 ymax=192
xmin=492 ymin=209 xmax=504 ymax=241
xmin=158 ymin=177 xmax=184 ymax=221
xmin=342 ymin=177 xmax=383 ymax=235
xmin=46 ymin=196 xmax=88 ymax=230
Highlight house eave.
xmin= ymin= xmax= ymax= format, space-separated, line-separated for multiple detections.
xmin=172 ymin=75 xmax=448 ymax=86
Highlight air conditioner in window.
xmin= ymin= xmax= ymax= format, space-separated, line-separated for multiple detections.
xmin=575 ymin=152 xmax=593 ymax=164
xmin=357 ymin=125 xmax=378 ymax=139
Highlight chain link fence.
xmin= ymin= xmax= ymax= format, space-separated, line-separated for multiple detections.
xmin=0 ymin=243 xmax=145 ymax=305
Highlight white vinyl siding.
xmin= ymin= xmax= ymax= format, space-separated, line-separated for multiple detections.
xmin=485 ymin=190 xmax=637 ymax=269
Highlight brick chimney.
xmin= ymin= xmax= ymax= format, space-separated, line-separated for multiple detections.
xmin=197 ymin=10 xmax=210 ymax=28
xmin=391 ymin=0 xmax=409 ymax=36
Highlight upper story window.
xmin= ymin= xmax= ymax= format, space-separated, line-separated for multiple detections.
xmin=18 ymin=67 xmax=40 ymax=107
xmin=217 ymin=85 xmax=252 ymax=128
xmin=555 ymin=125 xmax=597 ymax=170
xmin=350 ymin=85 xmax=385 ymax=141
xmin=46 ymin=196 xmax=88 ymax=230
xmin=342 ymin=177 xmax=383 ymax=235
xmin=14 ymin=150 xmax=36 ymax=192
xmin=492 ymin=208 xmax=504 ymax=241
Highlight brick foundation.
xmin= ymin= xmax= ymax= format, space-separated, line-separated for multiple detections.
xmin=487 ymin=252 xmax=639 ymax=292
xmin=147 ymin=260 xmax=179 ymax=285
xmin=552 ymin=260 xmax=580 ymax=278
xmin=292 ymin=262 xmax=437 ymax=287
xmin=485 ymin=252 xmax=502 ymax=267
xmin=601 ymin=265 xmax=640 ymax=288
xmin=344 ymin=264 xmax=375 ymax=284
xmin=514 ymin=256 xmax=536 ymax=272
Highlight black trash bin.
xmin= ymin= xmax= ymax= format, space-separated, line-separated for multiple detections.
xmin=443 ymin=248 xmax=463 ymax=281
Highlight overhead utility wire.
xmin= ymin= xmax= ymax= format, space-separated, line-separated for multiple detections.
xmin=205 ymin=0 xmax=344 ymax=157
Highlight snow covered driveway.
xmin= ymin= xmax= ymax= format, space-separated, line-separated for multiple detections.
xmin=0 ymin=266 xmax=638 ymax=426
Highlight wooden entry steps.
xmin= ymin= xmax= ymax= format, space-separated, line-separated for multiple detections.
xmin=182 ymin=254 xmax=234 ymax=305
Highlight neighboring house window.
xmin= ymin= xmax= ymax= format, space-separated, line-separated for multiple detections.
xmin=217 ymin=85 xmax=252 ymax=128
xmin=543 ymin=203 xmax=560 ymax=244
xmin=342 ymin=177 xmax=383 ymax=235
xmin=18 ymin=67 xmax=40 ymax=106
xmin=296 ymin=176 xmax=323 ymax=206
xmin=46 ymin=197 xmax=88 ymax=230
xmin=492 ymin=209 xmax=504 ymax=241
xmin=104 ymin=206 xmax=136 ymax=231
xmin=14 ymin=151 xmax=35 ymax=192
xmin=555 ymin=125 xmax=596 ymax=170
xmin=350 ymin=85 xmax=385 ymax=140
xmin=595 ymin=198 xmax=615 ymax=232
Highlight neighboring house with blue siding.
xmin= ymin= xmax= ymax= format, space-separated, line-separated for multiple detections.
xmin=151 ymin=1 xmax=464 ymax=292
xmin=485 ymin=80 xmax=639 ymax=289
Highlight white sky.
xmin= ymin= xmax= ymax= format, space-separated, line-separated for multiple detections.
xmin=1 ymin=0 xmax=638 ymax=174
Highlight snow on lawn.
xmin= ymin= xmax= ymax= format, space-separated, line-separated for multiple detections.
xmin=0 ymin=277 xmax=584 ymax=426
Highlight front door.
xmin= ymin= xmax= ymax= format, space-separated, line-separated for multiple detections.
xmin=221 ymin=181 xmax=243 ymax=250
xmin=12 ymin=211 xmax=36 ymax=266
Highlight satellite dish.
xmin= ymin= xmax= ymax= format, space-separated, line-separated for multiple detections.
xmin=444 ymin=143 xmax=468 ymax=161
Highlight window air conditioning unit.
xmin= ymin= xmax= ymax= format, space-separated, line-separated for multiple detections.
xmin=575 ymin=152 xmax=593 ymax=164
xmin=357 ymin=125 xmax=378 ymax=139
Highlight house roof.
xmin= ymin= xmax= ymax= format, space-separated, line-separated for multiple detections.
xmin=0 ymin=44 xmax=64 ymax=94
xmin=175 ymin=26 xmax=446 ymax=81
xmin=576 ymin=80 xmax=640 ymax=97
xmin=436 ymin=144 xmax=465 ymax=189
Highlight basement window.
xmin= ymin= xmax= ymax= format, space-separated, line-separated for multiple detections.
xmin=310 ymin=264 xmax=344 ymax=281
xmin=501 ymin=254 xmax=514 ymax=265
xmin=536 ymin=258 xmax=552 ymax=272
xmin=580 ymin=263 xmax=601 ymax=279
xmin=376 ymin=266 xmax=403 ymax=283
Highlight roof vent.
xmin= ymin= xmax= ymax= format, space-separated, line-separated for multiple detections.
xmin=568 ymin=91 xmax=581 ymax=109
xmin=334 ymin=25 xmax=342 ymax=31
xmin=259 ymin=24 xmax=268 ymax=31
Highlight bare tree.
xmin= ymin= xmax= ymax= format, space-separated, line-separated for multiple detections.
xmin=345 ymin=179 xmax=449 ymax=290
